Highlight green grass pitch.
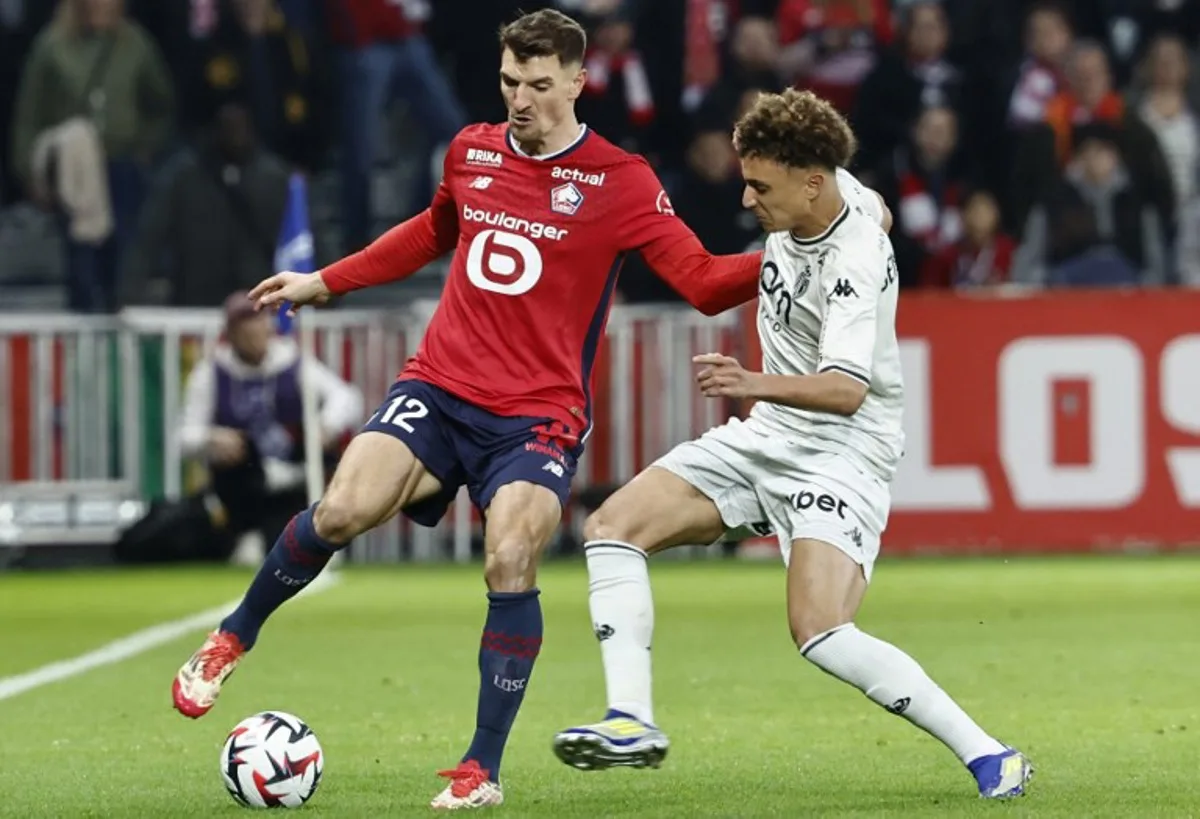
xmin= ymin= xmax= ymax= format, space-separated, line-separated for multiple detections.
xmin=1 ymin=555 xmax=1198 ymax=818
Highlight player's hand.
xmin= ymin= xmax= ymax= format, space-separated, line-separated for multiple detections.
xmin=208 ymin=427 xmax=247 ymax=466
xmin=248 ymin=271 xmax=332 ymax=316
xmin=693 ymin=354 xmax=762 ymax=399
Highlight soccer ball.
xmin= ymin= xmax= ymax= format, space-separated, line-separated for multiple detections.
xmin=220 ymin=711 xmax=324 ymax=808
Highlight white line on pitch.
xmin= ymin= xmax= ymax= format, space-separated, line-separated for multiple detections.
xmin=0 ymin=571 xmax=341 ymax=702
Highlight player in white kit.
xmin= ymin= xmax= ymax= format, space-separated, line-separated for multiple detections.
xmin=553 ymin=89 xmax=1033 ymax=800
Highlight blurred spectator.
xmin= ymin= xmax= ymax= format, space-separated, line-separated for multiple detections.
xmin=326 ymin=0 xmax=466 ymax=251
xmin=1093 ymin=0 xmax=1200 ymax=89
xmin=122 ymin=102 xmax=289 ymax=306
xmin=1007 ymin=0 xmax=1073 ymax=128
xmin=876 ymin=105 xmax=971 ymax=289
xmin=1010 ymin=40 xmax=1175 ymax=235
xmin=10 ymin=0 xmax=174 ymax=312
xmin=578 ymin=10 xmax=655 ymax=154
xmin=623 ymin=0 xmax=739 ymax=171
xmin=1179 ymin=195 xmax=1200 ymax=285
xmin=776 ymin=0 xmax=893 ymax=114
xmin=693 ymin=16 xmax=782 ymax=135
xmin=1017 ymin=123 xmax=1167 ymax=287
xmin=179 ymin=291 xmax=362 ymax=564
xmin=920 ymin=189 xmax=1015 ymax=288
xmin=1133 ymin=35 xmax=1198 ymax=216
xmin=188 ymin=0 xmax=329 ymax=173
xmin=0 ymin=1 xmax=55 ymax=205
xmin=853 ymin=0 xmax=963 ymax=171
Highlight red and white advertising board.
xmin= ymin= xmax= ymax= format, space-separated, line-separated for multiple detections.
xmin=744 ymin=290 xmax=1200 ymax=553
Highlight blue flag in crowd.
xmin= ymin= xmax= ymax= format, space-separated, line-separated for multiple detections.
xmin=273 ymin=173 xmax=315 ymax=334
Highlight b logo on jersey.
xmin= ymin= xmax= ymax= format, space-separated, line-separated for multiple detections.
xmin=550 ymin=182 xmax=584 ymax=215
xmin=466 ymin=230 xmax=543 ymax=295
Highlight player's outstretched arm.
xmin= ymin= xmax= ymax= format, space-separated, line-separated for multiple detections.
xmin=693 ymin=354 xmax=868 ymax=416
xmin=618 ymin=162 xmax=761 ymax=315
xmin=318 ymin=200 xmax=459 ymax=295
xmin=640 ymin=232 xmax=761 ymax=315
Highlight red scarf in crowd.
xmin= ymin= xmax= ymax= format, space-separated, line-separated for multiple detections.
xmin=584 ymin=49 xmax=656 ymax=126
xmin=898 ymin=170 xmax=964 ymax=253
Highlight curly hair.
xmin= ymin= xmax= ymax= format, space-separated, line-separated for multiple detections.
xmin=733 ymin=89 xmax=857 ymax=171
xmin=499 ymin=9 xmax=587 ymax=65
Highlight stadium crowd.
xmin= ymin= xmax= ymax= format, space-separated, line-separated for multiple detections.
xmin=0 ymin=0 xmax=1198 ymax=312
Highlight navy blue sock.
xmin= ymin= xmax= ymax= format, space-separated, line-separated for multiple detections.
xmin=462 ymin=590 xmax=543 ymax=782
xmin=220 ymin=505 xmax=338 ymax=649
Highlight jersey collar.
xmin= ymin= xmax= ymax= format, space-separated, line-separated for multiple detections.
xmin=790 ymin=203 xmax=850 ymax=247
xmin=505 ymin=124 xmax=590 ymax=161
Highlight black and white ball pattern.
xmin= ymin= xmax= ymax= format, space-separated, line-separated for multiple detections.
xmin=221 ymin=711 xmax=323 ymax=809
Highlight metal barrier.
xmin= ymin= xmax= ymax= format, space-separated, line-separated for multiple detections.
xmin=0 ymin=304 xmax=743 ymax=557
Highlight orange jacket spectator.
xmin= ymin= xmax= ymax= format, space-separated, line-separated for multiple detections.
xmin=1043 ymin=89 xmax=1124 ymax=165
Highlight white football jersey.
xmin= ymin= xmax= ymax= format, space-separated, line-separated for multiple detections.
xmin=750 ymin=168 xmax=905 ymax=480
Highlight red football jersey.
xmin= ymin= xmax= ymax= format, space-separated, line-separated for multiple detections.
xmin=322 ymin=122 xmax=760 ymax=445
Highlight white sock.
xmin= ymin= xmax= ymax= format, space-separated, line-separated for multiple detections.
xmin=801 ymin=624 xmax=1006 ymax=764
xmin=585 ymin=540 xmax=655 ymax=726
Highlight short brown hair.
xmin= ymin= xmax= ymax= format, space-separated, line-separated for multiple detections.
xmin=733 ymin=89 xmax=857 ymax=171
xmin=499 ymin=9 xmax=587 ymax=65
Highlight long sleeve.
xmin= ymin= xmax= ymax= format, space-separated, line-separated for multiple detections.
xmin=639 ymin=231 xmax=762 ymax=315
xmin=320 ymin=152 xmax=459 ymax=293
xmin=617 ymin=159 xmax=761 ymax=315
xmin=179 ymin=362 xmax=216 ymax=458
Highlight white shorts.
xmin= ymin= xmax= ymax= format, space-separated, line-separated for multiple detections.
xmin=652 ymin=416 xmax=890 ymax=581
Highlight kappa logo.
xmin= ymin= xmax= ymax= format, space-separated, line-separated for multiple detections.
xmin=466 ymin=147 xmax=503 ymax=168
xmin=550 ymin=182 xmax=584 ymax=216
xmin=831 ymin=278 xmax=859 ymax=299
xmin=468 ymin=175 xmax=493 ymax=190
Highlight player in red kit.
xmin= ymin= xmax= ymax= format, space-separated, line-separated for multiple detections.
xmin=171 ymin=9 xmax=761 ymax=810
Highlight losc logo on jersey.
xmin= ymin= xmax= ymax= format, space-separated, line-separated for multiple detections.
xmin=550 ymin=182 xmax=584 ymax=216
xmin=466 ymin=230 xmax=543 ymax=295
xmin=655 ymin=190 xmax=674 ymax=216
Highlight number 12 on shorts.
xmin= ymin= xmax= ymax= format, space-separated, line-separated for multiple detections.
xmin=376 ymin=394 xmax=429 ymax=432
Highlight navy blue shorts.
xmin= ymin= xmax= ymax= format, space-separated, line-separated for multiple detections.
xmin=360 ymin=378 xmax=580 ymax=526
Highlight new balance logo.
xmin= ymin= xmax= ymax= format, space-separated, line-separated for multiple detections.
xmin=466 ymin=148 xmax=503 ymax=168
xmin=831 ymin=278 xmax=858 ymax=298
xmin=884 ymin=697 xmax=911 ymax=715
xmin=468 ymin=175 xmax=493 ymax=190
xmin=542 ymin=460 xmax=565 ymax=478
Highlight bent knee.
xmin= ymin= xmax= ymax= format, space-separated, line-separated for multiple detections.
xmin=788 ymin=609 xmax=852 ymax=650
xmin=313 ymin=495 xmax=374 ymax=544
xmin=583 ymin=497 xmax=645 ymax=546
xmin=485 ymin=538 xmax=537 ymax=592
